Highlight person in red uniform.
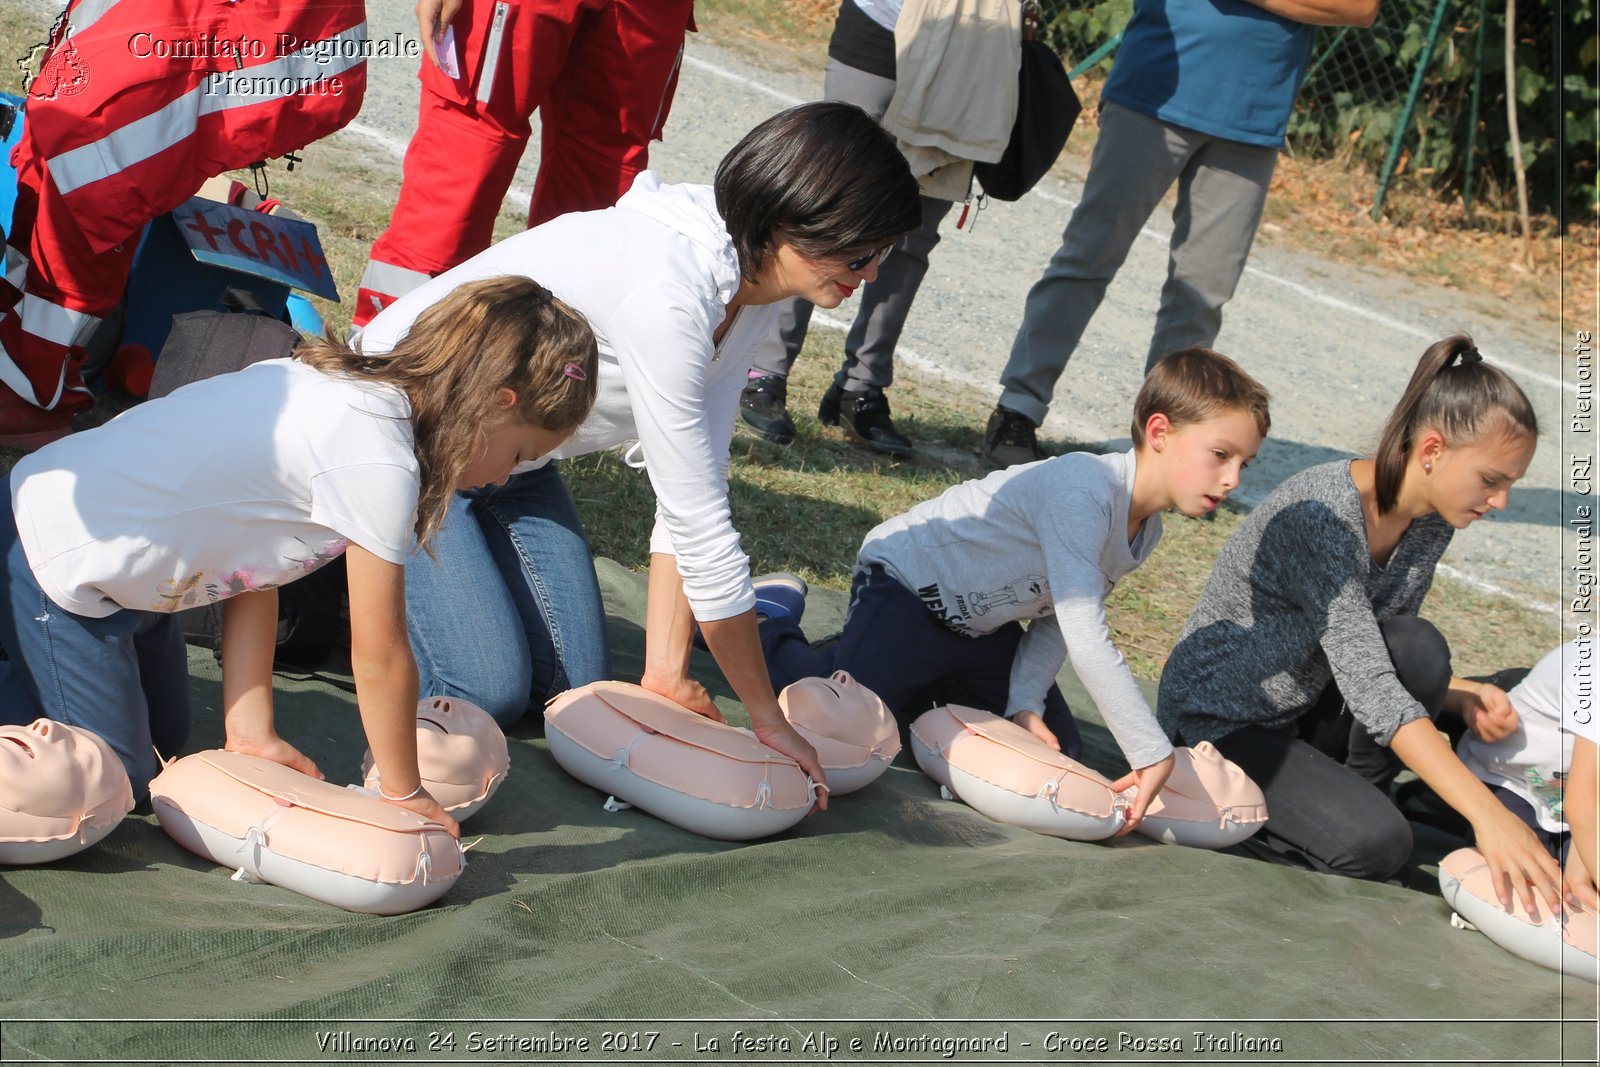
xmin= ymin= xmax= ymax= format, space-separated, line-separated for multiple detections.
xmin=0 ymin=0 xmax=367 ymax=448
xmin=351 ymin=0 xmax=697 ymax=329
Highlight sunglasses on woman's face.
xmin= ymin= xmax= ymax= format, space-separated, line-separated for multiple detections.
xmin=844 ymin=245 xmax=894 ymax=273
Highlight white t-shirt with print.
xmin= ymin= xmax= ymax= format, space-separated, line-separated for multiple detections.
xmin=12 ymin=358 xmax=418 ymax=618
xmin=1459 ymin=640 xmax=1596 ymax=832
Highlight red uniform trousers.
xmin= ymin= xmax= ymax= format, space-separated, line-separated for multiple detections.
xmin=353 ymin=0 xmax=696 ymax=328
xmin=0 ymin=0 xmax=365 ymax=443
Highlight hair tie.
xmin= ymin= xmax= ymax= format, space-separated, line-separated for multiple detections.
xmin=528 ymin=282 xmax=553 ymax=303
xmin=562 ymin=361 xmax=588 ymax=382
xmin=1448 ymin=345 xmax=1484 ymax=370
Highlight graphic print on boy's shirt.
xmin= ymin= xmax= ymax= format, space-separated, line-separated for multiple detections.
xmin=918 ymin=573 xmax=1050 ymax=633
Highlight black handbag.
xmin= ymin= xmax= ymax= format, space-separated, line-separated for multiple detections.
xmin=973 ymin=7 xmax=1081 ymax=202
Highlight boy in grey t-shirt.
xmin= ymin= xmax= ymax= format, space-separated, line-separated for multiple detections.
xmin=761 ymin=348 xmax=1269 ymax=832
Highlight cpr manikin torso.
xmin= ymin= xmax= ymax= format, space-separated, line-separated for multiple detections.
xmin=910 ymin=705 xmax=1266 ymax=847
xmin=150 ymin=749 xmax=466 ymax=915
xmin=545 ymin=681 xmax=820 ymax=841
xmin=1439 ymin=848 xmax=1598 ymax=983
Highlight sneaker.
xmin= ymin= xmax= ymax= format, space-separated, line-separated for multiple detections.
xmin=694 ymin=572 xmax=808 ymax=650
xmin=983 ymin=405 xmax=1043 ymax=468
xmin=752 ymin=572 xmax=808 ymax=625
xmin=0 ymin=386 xmax=73 ymax=451
xmin=820 ymin=381 xmax=913 ymax=457
xmin=739 ymin=374 xmax=796 ymax=444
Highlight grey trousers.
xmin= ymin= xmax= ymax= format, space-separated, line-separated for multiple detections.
xmin=997 ymin=102 xmax=1280 ymax=426
xmin=750 ymin=59 xmax=953 ymax=393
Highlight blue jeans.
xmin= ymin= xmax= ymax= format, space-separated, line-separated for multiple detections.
xmin=761 ymin=564 xmax=1083 ymax=758
xmin=0 ymin=478 xmax=191 ymax=800
xmin=405 ymin=463 xmax=609 ymax=726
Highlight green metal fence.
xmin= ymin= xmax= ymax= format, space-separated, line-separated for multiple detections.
xmin=1036 ymin=0 xmax=1582 ymax=223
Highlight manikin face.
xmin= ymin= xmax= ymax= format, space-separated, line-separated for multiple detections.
xmin=0 ymin=719 xmax=129 ymax=819
xmin=364 ymin=697 xmax=509 ymax=810
xmin=765 ymin=242 xmax=886 ymax=309
xmin=413 ymin=696 xmax=506 ymax=777
xmin=779 ymin=671 xmax=894 ymax=748
xmin=1419 ymin=429 xmax=1536 ymax=528
xmin=1147 ymin=409 xmax=1264 ymax=518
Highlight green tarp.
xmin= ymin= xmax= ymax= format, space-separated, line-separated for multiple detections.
xmin=1 ymin=560 xmax=1595 ymax=1064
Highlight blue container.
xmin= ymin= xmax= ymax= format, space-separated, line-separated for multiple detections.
xmin=0 ymin=92 xmax=25 ymax=232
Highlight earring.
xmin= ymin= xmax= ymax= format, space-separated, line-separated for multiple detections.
xmin=1423 ymin=462 xmax=1433 ymax=473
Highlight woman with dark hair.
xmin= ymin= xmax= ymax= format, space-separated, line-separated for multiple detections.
xmin=358 ymin=102 xmax=921 ymax=789
xmin=1157 ymin=336 xmax=1562 ymax=911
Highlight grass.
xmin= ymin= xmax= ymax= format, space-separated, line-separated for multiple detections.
xmin=0 ymin=0 xmax=1561 ymax=684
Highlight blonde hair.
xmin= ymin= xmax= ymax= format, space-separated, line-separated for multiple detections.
xmin=297 ymin=276 xmax=598 ymax=548
xmin=1132 ymin=347 xmax=1272 ymax=447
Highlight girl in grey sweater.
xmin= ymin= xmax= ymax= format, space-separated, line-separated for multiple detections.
xmin=1159 ymin=336 xmax=1563 ymax=916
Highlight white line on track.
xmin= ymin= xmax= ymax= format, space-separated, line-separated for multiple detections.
xmin=1027 ymin=188 xmax=1570 ymax=397
xmin=343 ymin=121 xmax=536 ymax=214
xmin=682 ymin=55 xmax=806 ymax=107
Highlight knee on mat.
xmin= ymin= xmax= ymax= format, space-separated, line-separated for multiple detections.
xmin=1379 ymin=615 xmax=1452 ymax=715
xmin=1330 ymin=806 xmax=1414 ymax=882
xmin=459 ymin=673 xmax=535 ymax=730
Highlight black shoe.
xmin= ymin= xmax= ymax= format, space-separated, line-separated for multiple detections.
xmin=983 ymin=405 xmax=1043 ymax=468
xmin=817 ymin=379 xmax=843 ymax=426
xmin=740 ymin=374 xmax=795 ymax=444
xmin=821 ymin=382 xmax=914 ymax=457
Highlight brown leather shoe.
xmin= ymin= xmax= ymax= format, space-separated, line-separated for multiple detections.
xmin=983 ymin=406 xmax=1043 ymax=469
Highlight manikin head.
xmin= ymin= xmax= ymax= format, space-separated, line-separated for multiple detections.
xmin=0 ymin=719 xmax=134 ymax=864
xmin=362 ymin=697 xmax=509 ymax=817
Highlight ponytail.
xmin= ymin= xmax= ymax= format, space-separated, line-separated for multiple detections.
xmin=1373 ymin=335 xmax=1538 ymax=514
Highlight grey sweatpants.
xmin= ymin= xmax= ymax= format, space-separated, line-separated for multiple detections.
xmin=997 ymin=101 xmax=1280 ymax=425
xmin=750 ymin=59 xmax=953 ymax=393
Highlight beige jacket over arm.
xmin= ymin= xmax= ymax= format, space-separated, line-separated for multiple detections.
xmin=883 ymin=0 xmax=1021 ymax=199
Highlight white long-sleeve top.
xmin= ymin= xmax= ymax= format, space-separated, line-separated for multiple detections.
xmin=858 ymin=449 xmax=1173 ymax=769
xmin=359 ymin=173 xmax=778 ymax=621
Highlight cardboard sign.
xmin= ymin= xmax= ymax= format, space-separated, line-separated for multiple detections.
xmin=171 ymin=196 xmax=339 ymax=301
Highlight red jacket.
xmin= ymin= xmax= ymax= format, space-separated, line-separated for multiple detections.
xmin=21 ymin=0 xmax=368 ymax=254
